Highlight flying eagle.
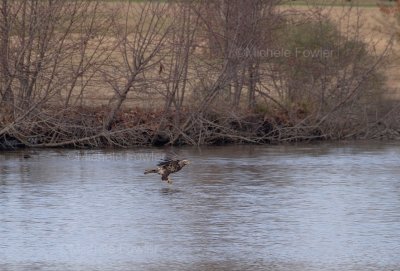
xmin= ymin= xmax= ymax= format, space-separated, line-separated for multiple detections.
xmin=144 ymin=157 xmax=190 ymax=184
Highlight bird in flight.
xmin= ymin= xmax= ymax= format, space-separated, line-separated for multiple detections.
xmin=144 ymin=152 xmax=190 ymax=184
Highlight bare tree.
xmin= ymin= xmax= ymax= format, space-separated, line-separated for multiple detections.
xmin=0 ymin=0 xmax=113 ymax=144
xmin=0 ymin=0 xmax=396 ymax=148
xmin=197 ymin=0 xmax=281 ymax=109
xmin=162 ymin=2 xmax=198 ymax=114
xmin=102 ymin=2 xmax=172 ymax=131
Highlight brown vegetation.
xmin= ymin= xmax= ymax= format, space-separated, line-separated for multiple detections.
xmin=0 ymin=0 xmax=399 ymax=149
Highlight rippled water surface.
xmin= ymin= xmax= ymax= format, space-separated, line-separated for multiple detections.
xmin=1 ymin=142 xmax=400 ymax=271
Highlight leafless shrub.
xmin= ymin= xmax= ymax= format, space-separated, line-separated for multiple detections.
xmin=0 ymin=0 xmax=113 ymax=140
xmin=0 ymin=0 xmax=397 ymax=148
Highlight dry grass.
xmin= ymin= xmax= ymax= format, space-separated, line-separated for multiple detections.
xmin=2 ymin=1 xmax=399 ymax=148
xmin=287 ymin=6 xmax=400 ymax=98
xmin=63 ymin=4 xmax=400 ymax=107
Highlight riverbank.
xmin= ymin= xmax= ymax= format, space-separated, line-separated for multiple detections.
xmin=1 ymin=105 xmax=399 ymax=150
xmin=1 ymin=1 xmax=399 ymax=150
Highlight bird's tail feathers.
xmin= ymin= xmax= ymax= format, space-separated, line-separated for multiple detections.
xmin=144 ymin=168 xmax=158 ymax=174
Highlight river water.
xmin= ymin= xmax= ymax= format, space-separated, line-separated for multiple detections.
xmin=0 ymin=142 xmax=400 ymax=271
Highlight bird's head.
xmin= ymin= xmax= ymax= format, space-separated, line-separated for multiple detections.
xmin=179 ymin=159 xmax=190 ymax=167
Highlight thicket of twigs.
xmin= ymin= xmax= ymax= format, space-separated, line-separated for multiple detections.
xmin=0 ymin=0 xmax=399 ymax=149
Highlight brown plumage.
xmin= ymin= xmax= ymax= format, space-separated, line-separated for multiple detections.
xmin=144 ymin=159 xmax=190 ymax=184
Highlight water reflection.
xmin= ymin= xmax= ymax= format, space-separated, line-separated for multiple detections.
xmin=0 ymin=143 xmax=400 ymax=271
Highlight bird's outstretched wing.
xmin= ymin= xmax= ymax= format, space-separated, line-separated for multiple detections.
xmin=157 ymin=149 xmax=179 ymax=166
